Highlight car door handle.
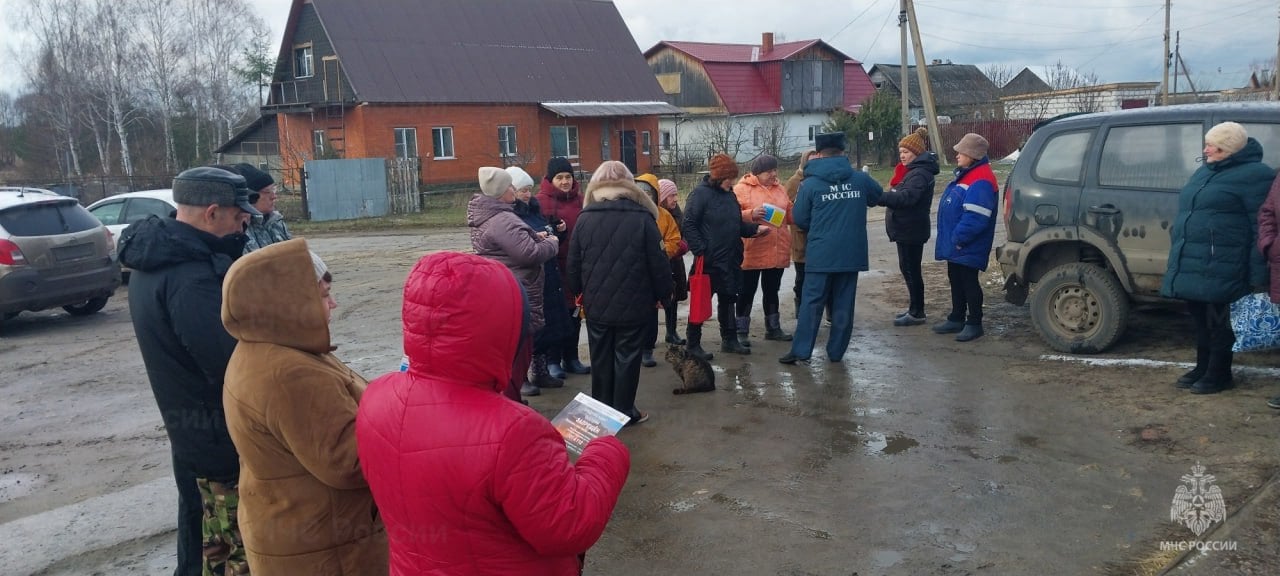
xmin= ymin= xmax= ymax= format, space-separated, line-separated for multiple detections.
xmin=1088 ymin=204 xmax=1120 ymax=216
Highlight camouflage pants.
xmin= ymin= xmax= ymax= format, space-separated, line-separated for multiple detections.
xmin=197 ymin=478 xmax=249 ymax=576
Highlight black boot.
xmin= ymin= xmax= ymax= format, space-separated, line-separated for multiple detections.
xmin=664 ymin=307 xmax=686 ymax=345
xmin=531 ymin=353 xmax=564 ymax=388
xmin=720 ymin=327 xmax=751 ymax=355
xmin=642 ymin=349 xmax=657 ymax=367
xmin=563 ymin=346 xmax=591 ymax=374
xmin=735 ymin=315 xmax=752 ymax=348
xmin=764 ymin=313 xmax=792 ymax=341
xmin=1190 ymin=350 xmax=1235 ymax=395
xmin=1175 ymin=345 xmax=1211 ymax=389
xmin=686 ymin=324 xmax=713 ymax=361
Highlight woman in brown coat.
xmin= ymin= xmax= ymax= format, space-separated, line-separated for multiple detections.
xmin=222 ymin=239 xmax=388 ymax=575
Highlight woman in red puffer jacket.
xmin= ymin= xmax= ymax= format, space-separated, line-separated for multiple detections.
xmin=356 ymin=251 xmax=631 ymax=575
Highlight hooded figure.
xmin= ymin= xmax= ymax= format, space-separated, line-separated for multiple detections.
xmin=357 ymin=252 xmax=630 ymax=575
xmin=221 ymin=239 xmax=388 ymax=575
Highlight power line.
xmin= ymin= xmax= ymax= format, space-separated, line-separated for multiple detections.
xmin=829 ymin=0 xmax=887 ymax=43
xmin=862 ymin=3 xmax=899 ymax=62
xmin=1074 ymin=5 xmax=1167 ymax=69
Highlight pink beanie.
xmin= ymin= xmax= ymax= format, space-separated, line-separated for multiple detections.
xmin=658 ymin=179 xmax=679 ymax=203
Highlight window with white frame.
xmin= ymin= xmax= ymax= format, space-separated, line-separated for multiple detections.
xmin=753 ymin=127 xmax=765 ymax=147
xmin=498 ymin=125 xmax=518 ymax=157
xmin=312 ymin=129 xmax=325 ymax=156
xmin=294 ymin=45 xmax=313 ymax=78
xmin=641 ymin=131 xmax=651 ymax=155
xmin=808 ymin=125 xmax=823 ymax=143
xmin=432 ymin=127 xmax=455 ymax=159
xmin=660 ymin=130 xmax=672 ymax=149
xmin=394 ymin=127 xmax=418 ymax=159
xmin=550 ymin=125 xmax=579 ymax=158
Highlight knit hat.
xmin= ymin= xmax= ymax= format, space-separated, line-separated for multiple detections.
xmin=546 ymin=156 xmax=574 ymax=180
xmin=708 ymin=153 xmax=739 ymax=182
xmin=751 ymin=154 xmax=778 ymax=175
xmin=814 ymin=132 xmax=846 ymax=152
xmin=1205 ymin=121 xmax=1248 ymax=156
xmin=505 ymin=166 xmax=535 ymax=190
xmin=309 ymin=250 xmax=329 ymax=282
xmin=232 ymin=163 xmax=275 ymax=193
xmin=953 ymin=133 xmax=989 ymax=159
xmin=658 ymin=179 xmax=679 ymax=204
xmin=898 ymin=127 xmax=929 ymax=156
xmin=478 ymin=166 xmax=513 ymax=198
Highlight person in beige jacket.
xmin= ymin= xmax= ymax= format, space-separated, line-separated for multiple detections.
xmin=221 ymin=238 xmax=388 ymax=575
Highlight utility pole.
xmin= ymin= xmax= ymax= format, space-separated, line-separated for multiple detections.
xmin=1274 ymin=3 xmax=1279 ymax=101
xmin=899 ymin=1 xmax=910 ymax=137
xmin=1173 ymin=31 xmax=1179 ymax=96
xmin=1162 ymin=0 xmax=1171 ymax=105
xmin=904 ymin=0 xmax=945 ymax=165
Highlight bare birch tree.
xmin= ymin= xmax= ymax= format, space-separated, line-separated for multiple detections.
xmin=138 ymin=0 xmax=187 ymax=172
xmin=23 ymin=0 xmax=89 ymax=177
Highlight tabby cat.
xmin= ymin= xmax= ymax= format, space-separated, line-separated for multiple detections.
xmin=666 ymin=345 xmax=715 ymax=395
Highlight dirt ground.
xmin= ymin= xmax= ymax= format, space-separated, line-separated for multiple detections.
xmin=3 ymin=210 xmax=1280 ymax=575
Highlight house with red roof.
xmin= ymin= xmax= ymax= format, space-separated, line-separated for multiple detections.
xmin=644 ymin=33 xmax=876 ymax=164
xmin=219 ymin=0 xmax=681 ymax=186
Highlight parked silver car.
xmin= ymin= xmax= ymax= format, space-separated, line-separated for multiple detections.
xmin=0 ymin=187 xmax=121 ymax=329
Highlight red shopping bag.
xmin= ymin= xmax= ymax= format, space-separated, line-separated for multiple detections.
xmin=688 ymin=256 xmax=712 ymax=324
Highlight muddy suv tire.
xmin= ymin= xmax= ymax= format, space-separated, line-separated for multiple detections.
xmin=63 ymin=296 xmax=109 ymax=316
xmin=1028 ymin=263 xmax=1129 ymax=354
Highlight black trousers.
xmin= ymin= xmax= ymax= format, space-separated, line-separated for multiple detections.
xmin=897 ymin=243 xmax=925 ymax=316
xmin=737 ymin=268 xmax=785 ymax=317
xmin=645 ymin=296 xmax=675 ymax=350
xmin=946 ymin=262 xmax=983 ymax=325
xmin=1187 ymin=301 xmax=1236 ymax=353
xmin=793 ymin=262 xmax=806 ymax=301
xmin=716 ymin=292 xmax=736 ymax=337
xmin=552 ymin=316 xmax=584 ymax=363
xmin=172 ymin=451 xmax=239 ymax=576
xmin=586 ymin=321 xmax=646 ymax=418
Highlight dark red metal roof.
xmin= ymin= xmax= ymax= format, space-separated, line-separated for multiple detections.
xmin=655 ymin=40 xmax=852 ymax=63
xmin=703 ymin=63 xmax=780 ymax=115
xmin=843 ymin=61 xmax=877 ymax=111
xmin=310 ymin=0 xmax=668 ymax=104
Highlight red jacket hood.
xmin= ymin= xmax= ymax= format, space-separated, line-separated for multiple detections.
xmin=402 ymin=252 xmax=522 ymax=391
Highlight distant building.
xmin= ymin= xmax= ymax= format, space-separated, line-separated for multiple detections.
xmin=222 ymin=0 xmax=680 ymax=185
xmin=1000 ymin=68 xmax=1051 ymax=97
xmin=644 ymin=33 xmax=876 ymax=164
xmin=1000 ymin=82 xmax=1159 ymax=120
xmin=868 ymin=61 xmax=1000 ymax=122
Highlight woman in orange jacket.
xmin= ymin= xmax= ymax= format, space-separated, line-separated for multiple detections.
xmin=636 ymin=173 xmax=685 ymax=366
xmin=734 ymin=155 xmax=794 ymax=343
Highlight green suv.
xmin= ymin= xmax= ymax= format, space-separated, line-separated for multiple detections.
xmin=996 ymin=102 xmax=1280 ymax=353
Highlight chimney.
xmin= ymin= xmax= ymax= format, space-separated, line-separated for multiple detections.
xmin=762 ymin=32 xmax=774 ymax=55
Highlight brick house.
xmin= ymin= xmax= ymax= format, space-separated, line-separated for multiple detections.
xmin=644 ymin=34 xmax=876 ymax=164
xmin=233 ymin=0 xmax=680 ymax=186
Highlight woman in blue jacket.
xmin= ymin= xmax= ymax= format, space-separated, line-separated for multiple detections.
xmin=1162 ymin=122 xmax=1274 ymax=395
xmin=933 ymin=133 xmax=998 ymax=343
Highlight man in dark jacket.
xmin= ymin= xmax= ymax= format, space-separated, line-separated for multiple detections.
xmin=568 ymin=161 xmax=672 ymax=424
xmin=118 ymin=166 xmax=259 ymax=576
xmin=682 ymin=153 xmax=770 ymax=359
xmin=781 ymin=132 xmax=883 ymax=364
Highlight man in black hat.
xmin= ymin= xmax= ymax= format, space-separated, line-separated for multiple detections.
xmin=231 ymin=163 xmax=292 ymax=253
xmin=118 ymin=166 xmax=260 ymax=576
xmin=780 ymin=132 xmax=883 ymax=365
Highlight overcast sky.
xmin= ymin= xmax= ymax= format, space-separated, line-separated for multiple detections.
xmin=1 ymin=0 xmax=1276 ymax=94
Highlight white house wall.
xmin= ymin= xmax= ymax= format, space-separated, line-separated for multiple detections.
xmin=1003 ymin=87 xmax=1157 ymax=120
xmin=658 ymin=112 xmax=833 ymax=164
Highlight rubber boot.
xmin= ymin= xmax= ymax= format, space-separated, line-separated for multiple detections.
xmin=1175 ymin=344 xmax=1211 ymax=389
xmin=531 ymin=354 xmax=564 ymax=389
xmin=764 ymin=313 xmax=792 ymax=341
xmin=564 ymin=347 xmax=591 ymax=374
xmin=664 ymin=307 xmax=686 ymax=345
xmin=720 ymin=326 xmax=752 ymax=355
xmin=642 ymin=349 xmax=657 ymax=367
xmin=1190 ymin=350 xmax=1235 ymax=395
xmin=735 ymin=315 xmax=752 ymax=348
xmin=546 ymin=358 xmax=567 ymax=380
xmin=686 ymin=324 xmax=713 ymax=361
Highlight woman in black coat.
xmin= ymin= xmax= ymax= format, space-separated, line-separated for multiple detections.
xmin=509 ymin=167 xmax=571 ymax=394
xmin=681 ymin=153 xmax=770 ymax=359
xmin=878 ymin=128 xmax=940 ymax=326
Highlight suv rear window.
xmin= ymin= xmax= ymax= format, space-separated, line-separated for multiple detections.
xmin=1033 ymin=130 xmax=1092 ymax=183
xmin=0 ymin=201 xmax=102 ymax=237
xmin=1099 ymin=123 xmax=1201 ymax=190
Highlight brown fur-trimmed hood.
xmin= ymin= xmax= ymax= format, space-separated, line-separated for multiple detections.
xmin=583 ymin=178 xmax=659 ymax=219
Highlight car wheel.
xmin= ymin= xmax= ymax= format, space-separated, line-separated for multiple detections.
xmin=63 ymin=296 xmax=110 ymax=316
xmin=1029 ymin=262 xmax=1129 ymax=354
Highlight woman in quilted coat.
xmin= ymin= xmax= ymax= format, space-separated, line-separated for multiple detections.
xmin=733 ymin=154 xmax=794 ymax=344
xmin=357 ymin=251 xmax=631 ymax=575
xmin=1163 ymin=122 xmax=1274 ymax=395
